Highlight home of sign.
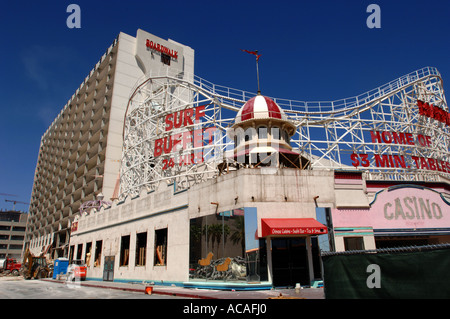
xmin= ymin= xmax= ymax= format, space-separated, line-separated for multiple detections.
xmin=350 ymin=99 xmax=450 ymax=172
xmin=350 ymin=129 xmax=450 ymax=172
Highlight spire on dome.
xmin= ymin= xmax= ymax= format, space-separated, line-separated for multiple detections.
xmin=241 ymin=49 xmax=262 ymax=95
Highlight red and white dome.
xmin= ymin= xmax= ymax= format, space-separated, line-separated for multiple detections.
xmin=234 ymin=95 xmax=289 ymax=124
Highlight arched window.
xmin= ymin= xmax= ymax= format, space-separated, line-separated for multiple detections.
xmin=283 ymin=130 xmax=290 ymax=143
xmin=271 ymin=126 xmax=280 ymax=140
xmin=233 ymin=127 xmax=244 ymax=147
xmin=258 ymin=126 xmax=267 ymax=139
xmin=245 ymin=127 xmax=255 ymax=142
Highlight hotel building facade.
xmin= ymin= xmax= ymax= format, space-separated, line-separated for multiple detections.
xmin=26 ymin=29 xmax=194 ymax=258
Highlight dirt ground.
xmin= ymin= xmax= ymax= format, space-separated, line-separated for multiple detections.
xmin=0 ymin=273 xmax=24 ymax=281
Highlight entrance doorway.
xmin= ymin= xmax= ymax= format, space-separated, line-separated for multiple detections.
xmin=271 ymin=237 xmax=309 ymax=287
xmin=103 ymin=256 xmax=115 ymax=281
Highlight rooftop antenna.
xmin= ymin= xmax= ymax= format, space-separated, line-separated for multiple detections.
xmin=241 ymin=49 xmax=262 ymax=94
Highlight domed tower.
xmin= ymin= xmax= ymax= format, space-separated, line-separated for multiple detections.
xmin=230 ymin=94 xmax=309 ymax=169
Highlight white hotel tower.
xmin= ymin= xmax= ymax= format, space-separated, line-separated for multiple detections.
xmin=26 ymin=29 xmax=194 ymax=258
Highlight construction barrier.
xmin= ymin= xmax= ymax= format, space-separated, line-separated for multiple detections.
xmin=321 ymin=244 xmax=450 ymax=299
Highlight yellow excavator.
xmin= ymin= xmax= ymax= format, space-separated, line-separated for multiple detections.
xmin=20 ymin=247 xmax=53 ymax=280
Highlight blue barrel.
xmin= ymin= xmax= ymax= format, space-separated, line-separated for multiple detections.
xmin=53 ymin=258 xmax=69 ymax=279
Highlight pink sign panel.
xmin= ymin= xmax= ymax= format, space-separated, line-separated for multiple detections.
xmin=332 ymin=186 xmax=450 ymax=230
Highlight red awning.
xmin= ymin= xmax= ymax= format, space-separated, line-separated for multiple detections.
xmin=261 ymin=218 xmax=327 ymax=237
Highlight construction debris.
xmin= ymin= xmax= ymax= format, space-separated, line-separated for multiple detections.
xmin=192 ymin=256 xmax=246 ymax=281
xmin=20 ymin=248 xmax=53 ymax=280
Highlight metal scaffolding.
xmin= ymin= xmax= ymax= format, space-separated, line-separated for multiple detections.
xmin=119 ymin=67 xmax=450 ymax=199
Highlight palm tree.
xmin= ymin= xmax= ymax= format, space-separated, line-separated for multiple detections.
xmin=203 ymin=223 xmax=230 ymax=258
xmin=230 ymin=216 xmax=245 ymax=256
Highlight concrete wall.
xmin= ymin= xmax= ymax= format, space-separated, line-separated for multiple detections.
xmin=70 ymin=168 xmax=336 ymax=283
xmin=188 ymin=168 xmax=335 ymax=235
xmin=71 ymin=183 xmax=190 ymax=282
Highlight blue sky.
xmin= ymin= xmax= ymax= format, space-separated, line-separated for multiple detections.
xmin=0 ymin=0 xmax=449 ymax=211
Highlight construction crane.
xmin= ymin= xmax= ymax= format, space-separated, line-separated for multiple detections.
xmin=4 ymin=199 xmax=30 ymax=211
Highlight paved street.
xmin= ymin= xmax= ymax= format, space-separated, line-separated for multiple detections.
xmin=0 ymin=277 xmax=189 ymax=299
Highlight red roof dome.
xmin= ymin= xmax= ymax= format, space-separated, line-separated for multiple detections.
xmin=234 ymin=95 xmax=288 ymax=124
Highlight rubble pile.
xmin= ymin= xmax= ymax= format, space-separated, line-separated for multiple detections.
xmin=0 ymin=270 xmax=14 ymax=277
xmin=192 ymin=256 xmax=247 ymax=281
xmin=0 ymin=271 xmax=23 ymax=280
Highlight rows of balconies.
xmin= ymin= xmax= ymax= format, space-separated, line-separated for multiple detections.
xmin=40 ymin=40 xmax=117 ymax=141
xmin=28 ymin=41 xmax=118 ymax=238
xmin=30 ymin=143 xmax=106 ymax=213
xmin=39 ymin=101 xmax=111 ymax=154
xmin=32 ymin=97 xmax=110 ymax=190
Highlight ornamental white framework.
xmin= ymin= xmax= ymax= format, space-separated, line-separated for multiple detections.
xmin=120 ymin=67 xmax=450 ymax=199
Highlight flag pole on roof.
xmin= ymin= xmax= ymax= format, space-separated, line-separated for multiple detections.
xmin=241 ymin=49 xmax=262 ymax=95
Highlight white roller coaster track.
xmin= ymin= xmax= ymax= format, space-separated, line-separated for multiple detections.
xmin=120 ymin=66 xmax=449 ymax=198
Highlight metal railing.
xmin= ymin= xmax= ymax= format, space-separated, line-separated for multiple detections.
xmin=321 ymin=242 xmax=450 ymax=256
xmin=130 ymin=66 xmax=443 ymax=116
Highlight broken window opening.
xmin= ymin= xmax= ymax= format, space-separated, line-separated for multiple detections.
xmin=161 ymin=53 xmax=171 ymax=66
xmin=120 ymin=235 xmax=130 ymax=266
xmin=94 ymin=240 xmax=102 ymax=267
xmin=154 ymin=228 xmax=167 ymax=266
xmin=85 ymin=242 xmax=92 ymax=267
xmin=135 ymin=232 xmax=147 ymax=266
xmin=76 ymin=244 xmax=83 ymax=260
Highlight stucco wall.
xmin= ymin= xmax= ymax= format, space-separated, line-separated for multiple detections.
xmin=70 ymin=168 xmax=336 ymax=282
